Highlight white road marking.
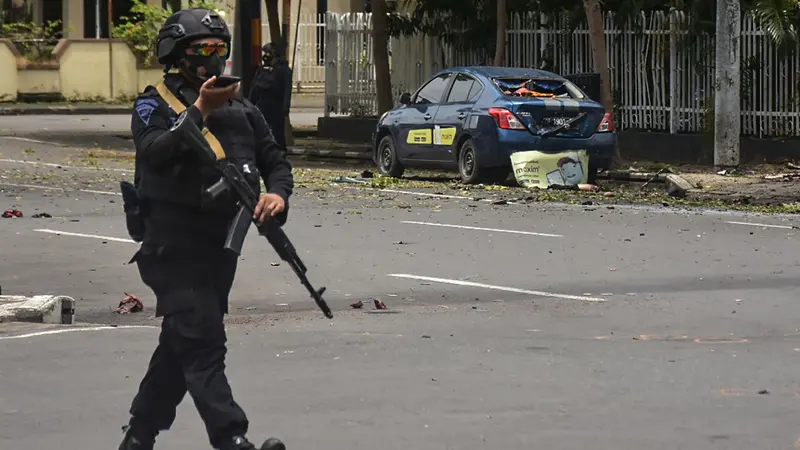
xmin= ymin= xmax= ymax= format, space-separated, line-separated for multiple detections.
xmin=0 ymin=136 xmax=65 ymax=146
xmin=34 ymin=229 xmax=135 ymax=244
xmin=388 ymin=274 xmax=607 ymax=302
xmin=402 ymin=220 xmax=562 ymax=237
xmin=725 ymin=220 xmax=795 ymax=230
xmin=0 ymin=158 xmax=132 ymax=173
xmin=0 ymin=182 xmax=119 ymax=196
xmin=0 ymin=325 xmax=157 ymax=341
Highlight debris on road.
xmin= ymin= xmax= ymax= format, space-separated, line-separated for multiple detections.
xmin=116 ymin=293 xmax=143 ymax=314
xmin=350 ymin=300 xmax=364 ymax=309
xmin=2 ymin=209 xmax=22 ymax=218
xmin=330 ymin=176 xmax=368 ymax=184
xmin=764 ymin=173 xmax=800 ymax=181
xmin=545 ymin=183 xmax=599 ymax=192
xmin=31 ymin=212 xmax=52 ymax=218
xmin=373 ymin=299 xmax=387 ymax=310
xmin=665 ymin=174 xmax=694 ymax=198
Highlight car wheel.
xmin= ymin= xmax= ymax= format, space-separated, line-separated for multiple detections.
xmin=376 ymin=135 xmax=404 ymax=178
xmin=458 ymin=138 xmax=484 ymax=184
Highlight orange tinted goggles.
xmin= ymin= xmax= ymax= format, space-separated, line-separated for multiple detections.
xmin=188 ymin=42 xmax=229 ymax=57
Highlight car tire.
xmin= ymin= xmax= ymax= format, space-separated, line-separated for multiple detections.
xmin=376 ymin=134 xmax=404 ymax=178
xmin=458 ymin=138 xmax=485 ymax=184
xmin=486 ymin=166 xmax=510 ymax=184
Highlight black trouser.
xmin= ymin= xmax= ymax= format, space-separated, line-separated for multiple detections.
xmin=264 ymin=112 xmax=286 ymax=151
xmin=129 ymin=243 xmax=247 ymax=448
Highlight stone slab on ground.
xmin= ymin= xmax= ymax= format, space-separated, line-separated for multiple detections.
xmin=0 ymin=295 xmax=75 ymax=324
xmin=665 ymin=174 xmax=695 ymax=198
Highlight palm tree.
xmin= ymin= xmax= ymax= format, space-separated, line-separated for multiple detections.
xmin=750 ymin=0 xmax=800 ymax=49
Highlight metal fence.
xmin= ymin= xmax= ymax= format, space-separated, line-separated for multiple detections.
xmin=315 ymin=10 xmax=800 ymax=137
xmin=228 ymin=14 xmax=327 ymax=90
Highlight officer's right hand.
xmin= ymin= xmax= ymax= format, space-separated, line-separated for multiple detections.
xmin=194 ymin=76 xmax=239 ymax=119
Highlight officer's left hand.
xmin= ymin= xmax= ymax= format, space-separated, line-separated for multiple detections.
xmin=254 ymin=193 xmax=285 ymax=224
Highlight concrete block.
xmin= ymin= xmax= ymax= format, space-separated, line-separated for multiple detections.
xmin=665 ymin=174 xmax=694 ymax=198
xmin=0 ymin=295 xmax=75 ymax=324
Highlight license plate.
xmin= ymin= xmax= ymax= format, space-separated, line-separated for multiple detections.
xmin=542 ymin=117 xmax=571 ymax=127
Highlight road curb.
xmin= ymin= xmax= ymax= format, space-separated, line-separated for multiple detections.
xmin=0 ymin=295 xmax=75 ymax=324
xmin=287 ymin=147 xmax=372 ymax=160
xmin=0 ymin=106 xmax=132 ymax=115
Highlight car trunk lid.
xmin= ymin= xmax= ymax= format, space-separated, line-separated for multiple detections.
xmin=492 ymin=77 xmax=606 ymax=138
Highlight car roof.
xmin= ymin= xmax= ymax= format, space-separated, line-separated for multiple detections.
xmin=444 ymin=66 xmax=565 ymax=80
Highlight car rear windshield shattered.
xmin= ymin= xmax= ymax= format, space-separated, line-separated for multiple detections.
xmin=493 ymin=77 xmax=583 ymax=99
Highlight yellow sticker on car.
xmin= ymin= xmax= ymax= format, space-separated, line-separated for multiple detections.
xmin=434 ymin=126 xmax=456 ymax=146
xmin=407 ymin=129 xmax=432 ymax=144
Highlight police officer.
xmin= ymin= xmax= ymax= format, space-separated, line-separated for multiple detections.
xmin=119 ymin=8 xmax=292 ymax=450
xmin=248 ymin=42 xmax=292 ymax=150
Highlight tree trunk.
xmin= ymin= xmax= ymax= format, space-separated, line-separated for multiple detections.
xmin=265 ymin=0 xmax=282 ymax=44
xmin=583 ymin=0 xmax=612 ymax=111
xmin=583 ymin=0 xmax=619 ymax=164
xmin=493 ymin=0 xmax=507 ymax=66
xmin=372 ymin=0 xmax=393 ymax=115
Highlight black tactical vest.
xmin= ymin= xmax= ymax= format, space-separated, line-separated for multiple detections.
xmin=137 ymin=76 xmax=262 ymax=217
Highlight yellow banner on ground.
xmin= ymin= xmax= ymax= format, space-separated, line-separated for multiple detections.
xmin=510 ymin=149 xmax=590 ymax=188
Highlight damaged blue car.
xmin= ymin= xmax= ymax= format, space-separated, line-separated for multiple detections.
xmin=372 ymin=66 xmax=616 ymax=184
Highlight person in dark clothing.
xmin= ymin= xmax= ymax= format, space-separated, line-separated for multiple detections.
xmin=118 ymin=8 xmax=292 ymax=450
xmin=248 ymin=42 xmax=293 ymax=150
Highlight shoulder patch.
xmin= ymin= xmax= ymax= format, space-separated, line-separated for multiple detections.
xmin=134 ymin=98 xmax=159 ymax=126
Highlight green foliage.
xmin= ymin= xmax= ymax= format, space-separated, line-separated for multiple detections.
xmin=388 ymin=0 xmax=800 ymax=57
xmin=0 ymin=20 xmax=62 ymax=62
xmin=112 ymin=0 xmax=227 ymax=67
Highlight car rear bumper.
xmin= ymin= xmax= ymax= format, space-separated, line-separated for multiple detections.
xmin=490 ymin=131 xmax=616 ymax=168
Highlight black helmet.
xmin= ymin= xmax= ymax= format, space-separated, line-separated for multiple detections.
xmin=156 ymin=8 xmax=231 ymax=66
xmin=262 ymin=41 xmax=284 ymax=58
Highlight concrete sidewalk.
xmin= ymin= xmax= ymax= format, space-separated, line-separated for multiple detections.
xmin=0 ymin=94 xmax=325 ymax=116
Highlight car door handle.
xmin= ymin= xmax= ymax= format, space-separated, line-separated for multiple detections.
xmin=423 ymin=114 xmax=431 ymax=120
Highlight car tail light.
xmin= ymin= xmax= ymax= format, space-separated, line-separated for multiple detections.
xmin=597 ymin=112 xmax=615 ymax=132
xmin=489 ymin=107 xmax=527 ymax=130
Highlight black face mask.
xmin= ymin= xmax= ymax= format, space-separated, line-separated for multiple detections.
xmin=179 ymin=54 xmax=225 ymax=87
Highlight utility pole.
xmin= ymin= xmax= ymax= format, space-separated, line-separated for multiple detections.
xmin=713 ymin=0 xmax=741 ymax=167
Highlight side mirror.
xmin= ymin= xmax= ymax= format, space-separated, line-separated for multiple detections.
xmin=399 ymin=92 xmax=411 ymax=105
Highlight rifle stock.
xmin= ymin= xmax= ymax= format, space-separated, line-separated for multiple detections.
xmin=205 ymin=163 xmax=333 ymax=319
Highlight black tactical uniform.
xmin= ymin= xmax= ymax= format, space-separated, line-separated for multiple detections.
xmin=248 ymin=43 xmax=292 ymax=150
xmin=118 ymin=8 xmax=291 ymax=450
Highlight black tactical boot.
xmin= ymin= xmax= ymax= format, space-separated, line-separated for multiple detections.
xmin=260 ymin=437 xmax=286 ymax=450
xmin=217 ymin=435 xmax=286 ymax=450
xmin=118 ymin=423 xmax=156 ymax=450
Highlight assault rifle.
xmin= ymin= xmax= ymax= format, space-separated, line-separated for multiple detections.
xmin=205 ymin=163 xmax=333 ymax=319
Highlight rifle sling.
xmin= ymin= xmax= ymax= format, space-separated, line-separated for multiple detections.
xmin=155 ymin=82 xmax=226 ymax=162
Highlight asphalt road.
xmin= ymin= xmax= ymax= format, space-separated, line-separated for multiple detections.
xmin=2 ymin=137 xmax=800 ymax=449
